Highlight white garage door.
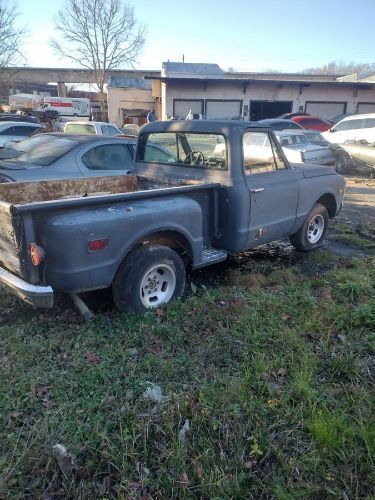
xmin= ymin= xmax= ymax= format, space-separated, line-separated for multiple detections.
xmin=305 ymin=102 xmax=346 ymax=120
xmin=357 ymin=103 xmax=375 ymax=114
xmin=206 ymin=101 xmax=242 ymax=119
xmin=174 ymin=100 xmax=203 ymax=119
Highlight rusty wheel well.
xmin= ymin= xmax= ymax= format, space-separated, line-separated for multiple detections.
xmin=316 ymin=193 xmax=337 ymax=219
xmin=133 ymin=231 xmax=193 ymax=265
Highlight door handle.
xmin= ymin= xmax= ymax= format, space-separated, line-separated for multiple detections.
xmin=250 ymin=188 xmax=265 ymax=193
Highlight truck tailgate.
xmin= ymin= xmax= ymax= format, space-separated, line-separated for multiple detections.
xmin=0 ymin=202 xmax=22 ymax=275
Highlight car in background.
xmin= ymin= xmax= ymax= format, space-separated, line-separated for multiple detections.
xmin=321 ymin=113 xmax=375 ymax=145
xmin=122 ymin=123 xmax=140 ymax=137
xmin=0 ymin=121 xmax=44 ymax=147
xmin=291 ymin=115 xmax=332 ymax=132
xmin=296 ymin=130 xmax=352 ymax=173
xmin=0 ymin=113 xmax=39 ymax=124
xmin=275 ymin=130 xmax=336 ymax=166
xmin=257 ymin=118 xmax=304 ymax=130
xmin=277 ymin=112 xmax=311 ymax=120
xmin=63 ymin=121 xmax=123 ymax=136
xmin=0 ymin=133 xmax=53 ymax=159
xmin=0 ymin=133 xmax=136 ymax=183
xmin=330 ymin=140 xmax=375 ymax=174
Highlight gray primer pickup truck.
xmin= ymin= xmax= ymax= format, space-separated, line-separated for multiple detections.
xmin=0 ymin=120 xmax=345 ymax=313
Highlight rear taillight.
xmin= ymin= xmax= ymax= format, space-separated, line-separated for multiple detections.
xmin=29 ymin=243 xmax=45 ymax=266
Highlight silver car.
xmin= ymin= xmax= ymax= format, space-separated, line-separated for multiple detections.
xmin=0 ymin=121 xmax=43 ymax=147
xmin=275 ymin=130 xmax=336 ymax=167
xmin=0 ymin=133 xmax=136 ymax=183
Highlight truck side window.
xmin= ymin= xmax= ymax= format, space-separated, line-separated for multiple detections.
xmin=243 ymin=131 xmax=286 ymax=173
xmin=81 ymin=144 xmax=132 ymax=170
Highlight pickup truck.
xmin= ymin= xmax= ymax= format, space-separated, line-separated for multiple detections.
xmin=0 ymin=120 xmax=345 ymax=313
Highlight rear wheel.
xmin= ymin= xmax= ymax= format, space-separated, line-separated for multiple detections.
xmin=112 ymin=244 xmax=186 ymax=313
xmin=289 ymin=203 xmax=329 ymax=251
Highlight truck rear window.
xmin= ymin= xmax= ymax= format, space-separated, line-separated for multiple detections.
xmin=137 ymin=132 xmax=227 ymax=169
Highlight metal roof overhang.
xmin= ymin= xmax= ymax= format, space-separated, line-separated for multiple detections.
xmin=144 ymin=76 xmax=375 ymax=89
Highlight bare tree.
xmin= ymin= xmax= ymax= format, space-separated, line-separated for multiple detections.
xmin=302 ymin=60 xmax=375 ymax=76
xmin=50 ymin=0 xmax=146 ymax=112
xmin=0 ymin=0 xmax=25 ymax=68
xmin=0 ymin=0 xmax=26 ymax=98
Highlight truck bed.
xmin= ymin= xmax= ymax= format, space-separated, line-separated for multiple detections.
xmin=0 ymin=174 xmax=219 ymax=287
xmin=0 ymin=174 xmax=205 ymax=206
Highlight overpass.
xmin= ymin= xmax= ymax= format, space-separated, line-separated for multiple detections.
xmin=4 ymin=66 xmax=160 ymax=96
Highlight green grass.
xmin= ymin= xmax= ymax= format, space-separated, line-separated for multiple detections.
xmin=0 ymin=249 xmax=374 ymax=498
xmin=332 ymin=221 xmax=375 ymax=250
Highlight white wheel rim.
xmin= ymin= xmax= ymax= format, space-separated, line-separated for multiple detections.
xmin=139 ymin=264 xmax=176 ymax=308
xmin=307 ymin=214 xmax=325 ymax=244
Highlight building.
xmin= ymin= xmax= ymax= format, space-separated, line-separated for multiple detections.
xmin=146 ymin=62 xmax=375 ymax=121
xmin=107 ymin=76 xmax=153 ymax=127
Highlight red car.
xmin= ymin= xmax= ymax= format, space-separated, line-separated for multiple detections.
xmin=291 ymin=115 xmax=332 ymax=132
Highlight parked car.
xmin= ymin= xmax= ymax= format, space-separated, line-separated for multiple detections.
xmin=63 ymin=121 xmax=123 ymax=135
xmin=330 ymin=112 xmax=357 ymax=125
xmin=330 ymin=140 xmax=375 ymax=174
xmin=291 ymin=116 xmax=332 ymax=132
xmin=0 ymin=113 xmax=39 ymax=124
xmin=257 ymin=118 xmax=304 ymax=130
xmin=0 ymin=134 xmax=136 ymax=182
xmin=0 ymin=133 xmax=53 ymax=159
xmin=321 ymin=113 xmax=375 ymax=145
xmin=277 ymin=112 xmax=311 ymax=120
xmin=0 ymin=120 xmax=345 ymax=313
xmin=275 ymin=130 xmax=336 ymax=166
xmin=0 ymin=121 xmax=43 ymax=147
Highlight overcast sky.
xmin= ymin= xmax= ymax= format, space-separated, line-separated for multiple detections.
xmin=17 ymin=0 xmax=375 ymax=72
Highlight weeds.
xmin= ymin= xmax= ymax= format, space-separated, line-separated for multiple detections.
xmin=0 ymin=248 xmax=374 ymax=498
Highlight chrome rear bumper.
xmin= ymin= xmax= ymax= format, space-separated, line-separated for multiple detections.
xmin=0 ymin=266 xmax=53 ymax=308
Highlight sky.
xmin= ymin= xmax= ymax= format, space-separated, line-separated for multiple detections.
xmin=15 ymin=0 xmax=375 ymax=73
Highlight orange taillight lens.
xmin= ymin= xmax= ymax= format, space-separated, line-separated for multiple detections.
xmin=29 ymin=243 xmax=45 ymax=266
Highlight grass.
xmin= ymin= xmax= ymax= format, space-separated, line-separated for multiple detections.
xmin=332 ymin=221 xmax=375 ymax=250
xmin=0 ymin=244 xmax=374 ymax=498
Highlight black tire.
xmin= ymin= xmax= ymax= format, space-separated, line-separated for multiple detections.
xmin=335 ymin=152 xmax=350 ymax=174
xmin=289 ymin=203 xmax=329 ymax=252
xmin=112 ymin=244 xmax=186 ymax=313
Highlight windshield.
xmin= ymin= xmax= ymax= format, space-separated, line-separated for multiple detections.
xmin=305 ymin=133 xmax=326 ymax=144
xmin=16 ymin=137 xmax=79 ymax=166
xmin=11 ymin=134 xmax=54 ymax=152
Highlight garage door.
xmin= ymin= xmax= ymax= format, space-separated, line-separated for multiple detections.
xmin=174 ymin=100 xmax=203 ymax=119
xmin=305 ymin=102 xmax=346 ymax=120
xmin=357 ymin=103 xmax=375 ymax=114
xmin=206 ymin=100 xmax=242 ymax=119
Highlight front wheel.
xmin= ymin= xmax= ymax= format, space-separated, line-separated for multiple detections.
xmin=112 ymin=244 xmax=186 ymax=313
xmin=289 ymin=203 xmax=329 ymax=251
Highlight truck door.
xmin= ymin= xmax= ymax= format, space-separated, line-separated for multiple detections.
xmin=243 ymin=130 xmax=301 ymax=247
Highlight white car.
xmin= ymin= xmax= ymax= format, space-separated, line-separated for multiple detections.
xmin=63 ymin=121 xmax=122 ymax=136
xmin=0 ymin=121 xmax=43 ymax=147
xmin=321 ymin=113 xmax=375 ymax=144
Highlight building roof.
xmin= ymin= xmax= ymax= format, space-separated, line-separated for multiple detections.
xmin=142 ymin=62 xmax=374 ymax=88
xmin=107 ymin=77 xmax=152 ymax=90
xmin=162 ymin=62 xmax=225 ymax=79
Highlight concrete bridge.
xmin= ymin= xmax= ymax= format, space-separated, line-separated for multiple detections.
xmin=4 ymin=66 xmax=160 ymax=96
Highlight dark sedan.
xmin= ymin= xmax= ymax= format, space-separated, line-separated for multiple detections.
xmin=257 ymin=118 xmax=304 ymax=130
xmin=0 ymin=133 xmax=136 ymax=183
